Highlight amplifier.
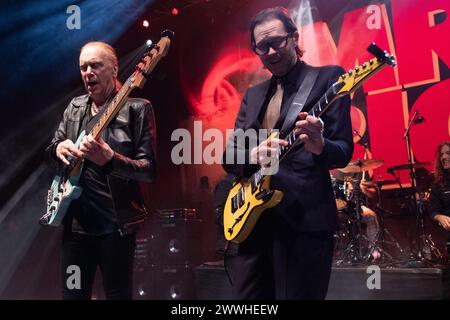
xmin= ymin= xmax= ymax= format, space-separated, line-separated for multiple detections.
xmin=147 ymin=218 xmax=203 ymax=265
xmin=157 ymin=208 xmax=197 ymax=219
xmin=134 ymin=238 xmax=148 ymax=273
xmin=134 ymin=264 xmax=196 ymax=300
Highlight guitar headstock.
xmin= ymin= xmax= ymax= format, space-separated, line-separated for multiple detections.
xmin=131 ymin=29 xmax=175 ymax=89
xmin=334 ymin=43 xmax=396 ymax=96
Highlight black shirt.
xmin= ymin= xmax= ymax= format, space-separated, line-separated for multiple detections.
xmin=430 ymin=175 xmax=450 ymax=219
xmin=67 ymin=101 xmax=118 ymax=235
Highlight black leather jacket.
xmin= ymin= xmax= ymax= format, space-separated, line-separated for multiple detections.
xmin=45 ymin=94 xmax=157 ymax=234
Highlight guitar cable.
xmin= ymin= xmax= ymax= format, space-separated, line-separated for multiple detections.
xmin=223 ymin=242 xmax=234 ymax=286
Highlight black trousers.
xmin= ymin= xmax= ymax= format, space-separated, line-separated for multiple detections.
xmin=61 ymin=230 xmax=136 ymax=300
xmin=224 ymin=213 xmax=334 ymax=300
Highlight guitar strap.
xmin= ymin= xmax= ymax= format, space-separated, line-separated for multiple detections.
xmin=279 ymin=68 xmax=319 ymax=137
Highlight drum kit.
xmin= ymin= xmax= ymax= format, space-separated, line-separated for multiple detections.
xmin=332 ymin=157 xmax=445 ymax=267
xmin=332 ymin=112 xmax=446 ymax=266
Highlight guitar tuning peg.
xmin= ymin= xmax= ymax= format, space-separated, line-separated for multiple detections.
xmin=135 ymin=65 xmax=144 ymax=74
xmin=342 ymin=74 xmax=346 ymax=79
xmin=355 ymin=66 xmax=360 ymax=72
xmin=369 ymin=59 xmax=374 ymax=64
xmin=348 ymin=69 xmax=353 ymax=75
xmin=362 ymin=62 xmax=367 ymax=68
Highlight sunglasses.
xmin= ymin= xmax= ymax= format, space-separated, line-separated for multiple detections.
xmin=253 ymin=34 xmax=292 ymax=56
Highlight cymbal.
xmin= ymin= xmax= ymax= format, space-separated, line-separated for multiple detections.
xmin=360 ymin=180 xmax=397 ymax=188
xmin=387 ymin=161 xmax=430 ymax=171
xmin=371 ymin=179 xmax=398 ymax=186
xmin=360 ymin=180 xmax=377 ymax=187
xmin=338 ymin=159 xmax=384 ymax=173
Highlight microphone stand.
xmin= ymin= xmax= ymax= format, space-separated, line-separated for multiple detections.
xmin=403 ymin=112 xmax=442 ymax=265
xmin=354 ymin=130 xmax=404 ymax=265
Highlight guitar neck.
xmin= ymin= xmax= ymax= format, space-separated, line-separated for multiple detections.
xmin=250 ymin=81 xmax=345 ymax=186
xmin=89 ymin=75 xmax=135 ymax=139
xmin=246 ymin=43 xmax=396 ymax=190
xmin=278 ymin=81 xmax=345 ymax=160
xmin=89 ymin=40 xmax=170 ymax=139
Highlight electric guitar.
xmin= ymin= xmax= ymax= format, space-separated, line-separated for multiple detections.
xmin=223 ymin=43 xmax=396 ymax=243
xmin=40 ymin=30 xmax=174 ymax=227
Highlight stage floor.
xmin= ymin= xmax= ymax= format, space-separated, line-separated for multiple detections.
xmin=194 ymin=263 xmax=450 ymax=300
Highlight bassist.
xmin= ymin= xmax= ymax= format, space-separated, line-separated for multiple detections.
xmin=45 ymin=41 xmax=156 ymax=299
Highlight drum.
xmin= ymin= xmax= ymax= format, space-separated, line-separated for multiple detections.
xmin=343 ymin=177 xmax=355 ymax=201
xmin=332 ymin=178 xmax=348 ymax=210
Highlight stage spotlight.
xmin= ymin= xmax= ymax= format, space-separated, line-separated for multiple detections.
xmin=171 ymin=8 xmax=179 ymax=16
xmin=142 ymin=19 xmax=149 ymax=28
xmin=146 ymin=39 xmax=153 ymax=47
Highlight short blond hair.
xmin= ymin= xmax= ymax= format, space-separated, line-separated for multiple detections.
xmin=80 ymin=41 xmax=121 ymax=89
xmin=81 ymin=41 xmax=118 ymax=65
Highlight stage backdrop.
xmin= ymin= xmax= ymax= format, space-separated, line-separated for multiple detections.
xmin=174 ymin=0 xmax=450 ymax=192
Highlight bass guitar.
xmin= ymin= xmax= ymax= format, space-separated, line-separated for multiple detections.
xmin=40 ymin=30 xmax=174 ymax=227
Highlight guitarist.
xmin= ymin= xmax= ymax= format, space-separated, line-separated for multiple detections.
xmin=222 ymin=7 xmax=353 ymax=299
xmin=45 ymin=42 xmax=156 ymax=299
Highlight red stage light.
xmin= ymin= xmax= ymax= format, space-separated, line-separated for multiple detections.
xmin=171 ymin=8 xmax=179 ymax=16
xmin=142 ymin=20 xmax=149 ymax=28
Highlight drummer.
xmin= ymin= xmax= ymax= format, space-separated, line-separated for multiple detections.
xmin=331 ymin=150 xmax=381 ymax=260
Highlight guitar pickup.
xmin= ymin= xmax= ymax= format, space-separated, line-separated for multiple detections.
xmin=238 ymin=188 xmax=245 ymax=207
xmin=255 ymin=190 xmax=273 ymax=201
xmin=231 ymin=196 xmax=238 ymax=213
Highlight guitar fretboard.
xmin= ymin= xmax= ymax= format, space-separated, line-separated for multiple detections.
xmin=250 ymin=81 xmax=344 ymax=186
xmin=88 ymin=41 xmax=168 ymax=139
xmin=89 ymin=77 xmax=134 ymax=139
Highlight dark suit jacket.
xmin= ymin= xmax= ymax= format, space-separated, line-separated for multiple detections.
xmin=223 ymin=61 xmax=353 ymax=232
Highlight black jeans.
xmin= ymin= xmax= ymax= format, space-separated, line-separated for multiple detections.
xmin=61 ymin=230 xmax=136 ymax=300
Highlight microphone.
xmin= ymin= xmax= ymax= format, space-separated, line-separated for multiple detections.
xmin=414 ymin=115 xmax=425 ymax=124
xmin=410 ymin=110 xmax=425 ymax=125
xmin=403 ymin=110 xmax=421 ymax=139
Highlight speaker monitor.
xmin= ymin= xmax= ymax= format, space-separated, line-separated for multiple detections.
xmin=147 ymin=218 xmax=203 ymax=265
xmin=134 ymin=264 xmax=196 ymax=300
